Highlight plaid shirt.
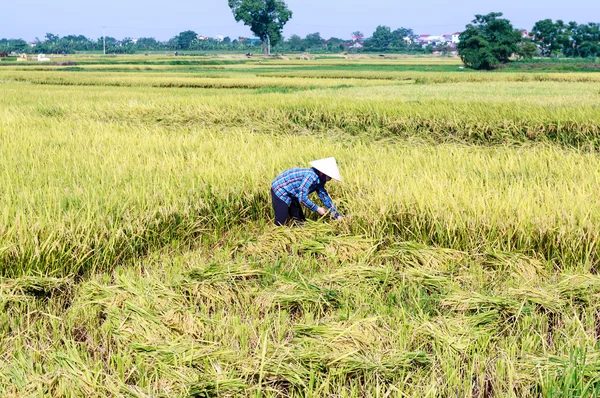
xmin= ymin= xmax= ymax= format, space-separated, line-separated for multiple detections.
xmin=272 ymin=168 xmax=340 ymax=218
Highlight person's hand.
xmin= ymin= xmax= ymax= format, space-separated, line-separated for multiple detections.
xmin=336 ymin=215 xmax=343 ymax=221
xmin=317 ymin=207 xmax=327 ymax=216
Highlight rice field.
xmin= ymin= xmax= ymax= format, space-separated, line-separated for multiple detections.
xmin=1 ymin=55 xmax=600 ymax=397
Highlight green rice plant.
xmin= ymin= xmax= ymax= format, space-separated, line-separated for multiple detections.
xmin=556 ymin=274 xmax=600 ymax=304
xmin=186 ymin=263 xmax=265 ymax=283
xmin=189 ymin=377 xmax=247 ymax=397
xmin=441 ymin=291 xmax=524 ymax=323
xmin=0 ymin=276 xmax=72 ymax=299
xmin=528 ymin=350 xmax=600 ymax=397
xmin=260 ymin=280 xmax=340 ymax=315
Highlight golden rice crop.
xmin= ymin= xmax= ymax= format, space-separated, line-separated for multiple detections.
xmin=0 ymin=70 xmax=401 ymax=88
xmin=1 ymin=57 xmax=600 ymax=396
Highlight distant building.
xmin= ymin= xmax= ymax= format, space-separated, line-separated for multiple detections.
xmin=424 ymin=35 xmax=444 ymax=46
xmin=417 ymin=34 xmax=431 ymax=44
xmin=197 ymin=35 xmax=209 ymax=41
xmin=520 ymin=29 xmax=533 ymax=39
xmin=415 ymin=32 xmax=461 ymax=47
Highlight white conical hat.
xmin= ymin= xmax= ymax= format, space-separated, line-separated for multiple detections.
xmin=309 ymin=157 xmax=342 ymax=182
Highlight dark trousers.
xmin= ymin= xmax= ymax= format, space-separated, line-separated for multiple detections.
xmin=271 ymin=190 xmax=305 ymax=226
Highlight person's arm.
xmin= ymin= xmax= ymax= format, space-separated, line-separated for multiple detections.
xmin=297 ymin=173 xmax=320 ymax=212
xmin=317 ymin=187 xmax=341 ymax=219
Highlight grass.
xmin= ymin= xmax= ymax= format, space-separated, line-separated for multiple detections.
xmin=1 ymin=55 xmax=600 ymax=396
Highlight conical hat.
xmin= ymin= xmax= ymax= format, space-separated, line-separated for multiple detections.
xmin=309 ymin=157 xmax=342 ymax=182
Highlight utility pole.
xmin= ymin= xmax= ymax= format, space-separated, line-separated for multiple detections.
xmin=102 ymin=26 xmax=106 ymax=55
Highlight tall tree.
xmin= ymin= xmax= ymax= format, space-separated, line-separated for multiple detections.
xmin=176 ymin=30 xmax=198 ymax=50
xmin=304 ymin=32 xmax=324 ymax=50
xmin=351 ymin=31 xmax=364 ymax=41
xmin=136 ymin=37 xmax=160 ymax=50
xmin=228 ymin=0 xmax=292 ymax=56
xmin=457 ymin=12 xmax=522 ymax=70
xmin=531 ymin=19 xmax=567 ymax=56
xmin=367 ymin=25 xmax=394 ymax=50
xmin=391 ymin=27 xmax=417 ymax=48
xmin=564 ymin=22 xmax=600 ymax=57
xmin=286 ymin=34 xmax=304 ymax=51
xmin=45 ymin=33 xmax=59 ymax=42
xmin=517 ymin=41 xmax=538 ymax=59
xmin=326 ymin=37 xmax=345 ymax=52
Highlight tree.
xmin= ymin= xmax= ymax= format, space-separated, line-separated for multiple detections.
xmin=351 ymin=31 xmax=364 ymax=41
xmin=121 ymin=37 xmax=135 ymax=52
xmin=391 ymin=27 xmax=417 ymax=49
xmin=457 ymin=12 xmax=522 ymax=70
xmin=366 ymin=25 xmax=394 ymax=50
xmin=286 ymin=34 xmax=304 ymax=51
xmin=326 ymin=37 xmax=345 ymax=52
xmin=45 ymin=33 xmax=59 ymax=42
xmin=304 ymin=32 xmax=324 ymax=50
xmin=517 ymin=41 xmax=537 ymax=59
xmin=563 ymin=22 xmax=600 ymax=58
xmin=10 ymin=39 xmax=28 ymax=53
xmin=176 ymin=30 xmax=198 ymax=50
xmin=136 ymin=37 xmax=160 ymax=50
xmin=531 ymin=19 xmax=567 ymax=56
xmin=228 ymin=0 xmax=292 ymax=56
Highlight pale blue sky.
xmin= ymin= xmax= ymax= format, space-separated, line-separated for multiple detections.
xmin=2 ymin=0 xmax=598 ymax=41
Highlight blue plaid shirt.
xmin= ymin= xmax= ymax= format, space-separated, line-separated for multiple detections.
xmin=272 ymin=168 xmax=340 ymax=218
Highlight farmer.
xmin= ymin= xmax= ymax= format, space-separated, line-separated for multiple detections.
xmin=271 ymin=157 xmax=342 ymax=226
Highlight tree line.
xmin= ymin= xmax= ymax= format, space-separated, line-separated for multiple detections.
xmin=457 ymin=12 xmax=599 ymax=69
xmin=1 ymin=9 xmax=598 ymax=67
xmin=0 ymin=29 xmax=427 ymax=55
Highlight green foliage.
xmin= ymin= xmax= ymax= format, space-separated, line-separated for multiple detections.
xmin=303 ymin=32 xmax=324 ymax=50
xmin=457 ymin=12 xmax=522 ymax=70
xmin=563 ymin=22 xmax=600 ymax=58
xmin=176 ymin=30 xmax=198 ymax=50
xmin=369 ymin=25 xmax=394 ymax=49
xmin=135 ymin=37 xmax=160 ymax=50
xmin=517 ymin=41 xmax=538 ymax=59
xmin=363 ymin=25 xmax=420 ymax=52
xmin=286 ymin=34 xmax=305 ymax=52
xmin=531 ymin=19 xmax=600 ymax=58
xmin=44 ymin=33 xmax=59 ymax=43
xmin=0 ymin=38 xmax=27 ymax=53
xmin=531 ymin=19 xmax=567 ymax=57
xmin=228 ymin=0 xmax=293 ymax=54
xmin=457 ymin=35 xmax=499 ymax=70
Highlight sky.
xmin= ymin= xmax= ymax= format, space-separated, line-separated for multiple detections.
xmin=2 ymin=0 xmax=598 ymax=41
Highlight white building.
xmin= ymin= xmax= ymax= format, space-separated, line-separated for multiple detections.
xmin=416 ymin=32 xmax=461 ymax=47
xmin=451 ymin=32 xmax=461 ymax=44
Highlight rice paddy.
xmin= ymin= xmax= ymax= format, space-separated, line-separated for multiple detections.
xmin=1 ymin=54 xmax=600 ymax=397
